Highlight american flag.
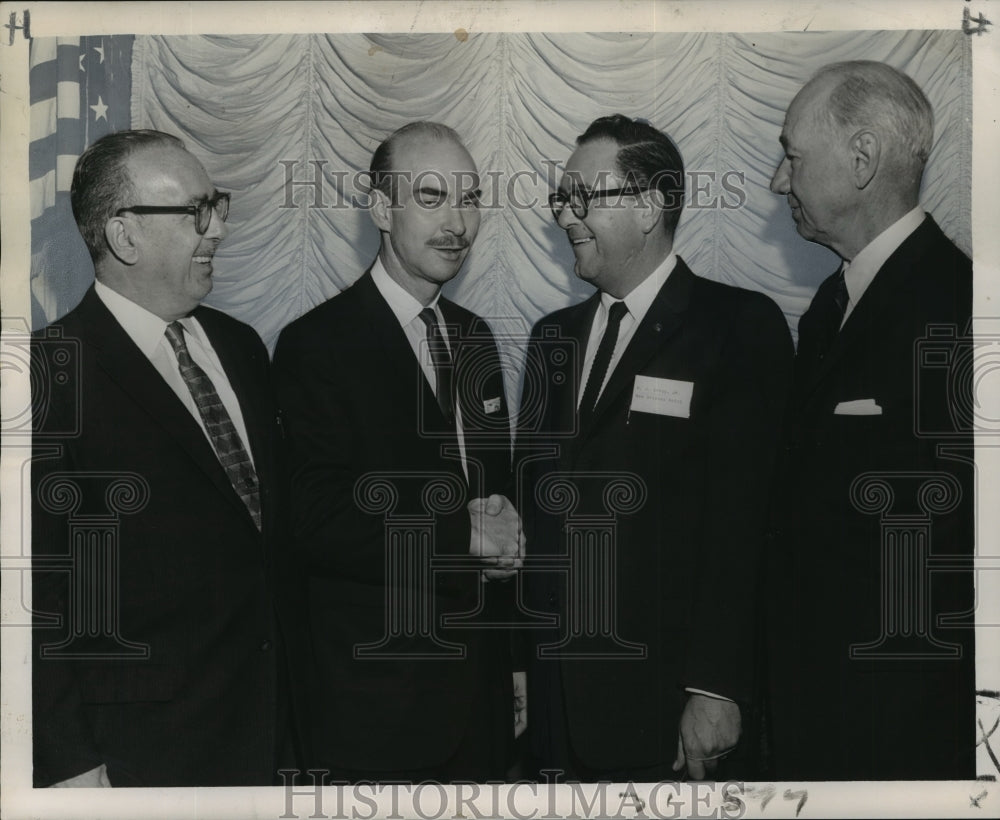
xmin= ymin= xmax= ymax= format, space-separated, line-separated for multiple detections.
xmin=28 ymin=35 xmax=133 ymax=328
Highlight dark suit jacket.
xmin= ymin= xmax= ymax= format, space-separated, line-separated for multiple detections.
xmin=519 ymin=258 xmax=793 ymax=773
xmin=272 ymin=271 xmax=514 ymax=774
xmin=767 ymin=215 xmax=975 ymax=780
xmin=32 ymin=286 xmax=291 ymax=787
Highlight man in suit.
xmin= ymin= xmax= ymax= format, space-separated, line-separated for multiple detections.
xmin=767 ymin=61 xmax=975 ymax=779
xmin=32 ymin=130 xmax=292 ymax=786
xmin=273 ymin=121 xmax=523 ymax=782
xmin=519 ymin=114 xmax=793 ymax=781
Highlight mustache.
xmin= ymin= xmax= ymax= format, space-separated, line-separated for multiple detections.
xmin=426 ymin=238 xmax=470 ymax=250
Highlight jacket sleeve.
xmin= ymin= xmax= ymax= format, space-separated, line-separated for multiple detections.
xmin=682 ymin=293 xmax=794 ymax=702
xmin=272 ymin=322 xmax=472 ymax=583
xmin=31 ymin=339 xmax=104 ymax=786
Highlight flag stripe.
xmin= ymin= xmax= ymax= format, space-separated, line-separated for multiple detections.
xmin=57 ymin=41 xmax=82 ymax=77
xmin=29 ymin=119 xmax=84 ymax=181
xmin=29 ymin=96 xmax=56 ymax=142
xmin=56 ymin=154 xmax=77 ymax=193
xmin=29 ymin=60 xmax=57 ymax=104
xmin=57 ymin=80 xmax=80 ymax=120
xmin=28 ymin=37 xmax=57 ymax=68
xmin=30 ymin=171 xmax=56 ymax=220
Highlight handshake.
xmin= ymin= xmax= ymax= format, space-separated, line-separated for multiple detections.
xmin=468 ymin=494 xmax=525 ymax=581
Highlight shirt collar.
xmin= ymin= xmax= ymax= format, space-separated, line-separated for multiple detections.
xmin=600 ymin=251 xmax=678 ymax=324
xmin=94 ymin=280 xmax=205 ymax=355
xmin=371 ymin=257 xmax=441 ymax=327
xmin=843 ymin=206 xmax=924 ymax=307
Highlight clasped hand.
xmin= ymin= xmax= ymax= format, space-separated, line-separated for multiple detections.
xmin=469 ymin=494 xmax=525 ymax=580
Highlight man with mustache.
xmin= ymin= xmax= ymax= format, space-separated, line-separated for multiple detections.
xmin=273 ymin=121 xmax=523 ymax=782
xmin=32 ymin=130 xmax=292 ymax=786
xmin=519 ymin=114 xmax=793 ymax=780
xmin=766 ymin=61 xmax=975 ymax=779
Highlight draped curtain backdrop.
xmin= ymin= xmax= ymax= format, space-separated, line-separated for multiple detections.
xmin=36 ymin=31 xmax=972 ymax=401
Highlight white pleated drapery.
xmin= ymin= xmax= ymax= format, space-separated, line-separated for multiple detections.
xmin=129 ymin=30 xmax=970 ymax=391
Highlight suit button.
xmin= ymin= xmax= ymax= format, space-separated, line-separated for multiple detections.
xmin=548 ymin=593 xmax=558 ymax=606
xmin=259 ymin=640 xmax=272 ymax=651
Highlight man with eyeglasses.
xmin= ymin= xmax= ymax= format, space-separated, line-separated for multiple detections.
xmin=31 ymin=130 xmax=293 ymax=786
xmin=518 ymin=114 xmax=793 ymax=781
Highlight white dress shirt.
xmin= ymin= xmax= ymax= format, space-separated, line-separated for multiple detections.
xmin=577 ymin=254 xmax=731 ymax=703
xmin=370 ymin=259 xmax=468 ymax=477
xmin=94 ymin=280 xmax=255 ymax=466
xmin=840 ymin=206 xmax=925 ymax=327
xmin=578 ymin=252 xmax=678 ymax=407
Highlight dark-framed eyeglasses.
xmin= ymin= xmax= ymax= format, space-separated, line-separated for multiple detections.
xmin=116 ymin=192 xmax=231 ymax=235
xmin=547 ymin=185 xmax=648 ymax=221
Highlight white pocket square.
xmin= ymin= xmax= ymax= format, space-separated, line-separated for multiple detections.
xmin=834 ymin=399 xmax=882 ymax=416
xmin=483 ymin=396 xmax=502 ymax=415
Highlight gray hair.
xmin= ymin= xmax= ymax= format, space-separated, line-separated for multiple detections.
xmin=811 ymin=60 xmax=934 ymax=174
xmin=71 ymin=129 xmax=186 ymax=264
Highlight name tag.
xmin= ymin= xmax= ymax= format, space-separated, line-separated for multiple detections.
xmin=629 ymin=375 xmax=693 ymax=419
xmin=483 ymin=396 xmax=502 ymax=415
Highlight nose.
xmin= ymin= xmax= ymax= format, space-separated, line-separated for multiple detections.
xmin=205 ymin=207 xmax=228 ymax=241
xmin=770 ymin=158 xmax=790 ymax=195
xmin=556 ymin=202 xmax=579 ymax=231
xmin=441 ymin=201 xmax=469 ymax=237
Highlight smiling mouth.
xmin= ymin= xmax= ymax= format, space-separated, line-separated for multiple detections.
xmin=570 ymin=236 xmax=593 ymax=247
xmin=192 ymin=255 xmax=214 ymax=265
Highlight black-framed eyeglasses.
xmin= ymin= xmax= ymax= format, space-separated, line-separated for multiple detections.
xmin=116 ymin=192 xmax=230 ymax=235
xmin=548 ymin=186 xmax=648 ymax=221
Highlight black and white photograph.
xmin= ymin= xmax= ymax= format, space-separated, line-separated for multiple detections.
xmin=1 ymin=1 xmax=998 ymax=817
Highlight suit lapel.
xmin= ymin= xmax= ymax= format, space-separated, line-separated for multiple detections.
xmin=355 ymin=270 xmax=460 ymax=465
xmin=802 ymin=216 xmax=936 ymax=396
xmin=74 ymin=289 xmax=253 ymax=522
xmin=586 ymin=258 xmax=694 ymax=429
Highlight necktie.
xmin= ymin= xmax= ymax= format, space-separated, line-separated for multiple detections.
xmin=815 ymin=265 xmax=850 ymax=357
xmin=164 ymin=321 xmax=262 ymax=530
xmin=417 ymin=307 xmax=454 ymax=424
xmin=832 ymin=264 xmax=850 ymax=325
xmin=580 ymin=300 xmax=629 ymax=418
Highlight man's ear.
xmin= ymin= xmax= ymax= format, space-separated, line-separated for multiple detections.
xmin=104 ymin=216 xmax=139 ymax=265
xmin=369 ymin=188 xmax=393 ymax=233
xmin=637 ymin=187 xmax=666 ymax=235
xmin=849 ymin=129 xmax=880 ymax=189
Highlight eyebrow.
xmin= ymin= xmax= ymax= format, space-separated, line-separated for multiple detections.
xmin=415 ymin=186 xmax=482 ymax=200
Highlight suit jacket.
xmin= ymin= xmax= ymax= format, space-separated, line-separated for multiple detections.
xmin=767 ymin=215 xmax=975 ymax=780
xmin=272 ymin=271 xmax=514 ymax=774
xmin=31 ymin=286 xmax=291 ymax=787
xmin=519 ymin=258 xmax=793 ymax=772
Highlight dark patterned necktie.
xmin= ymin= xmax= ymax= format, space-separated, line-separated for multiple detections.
xmin=580 ymin=300 xmax=629 ymax=419
xmin=815 ymin=265 xmax=850 ymax=357
xmin=417 ymin=307 xmax=454 ymax=424
xmin=164 ymin=322 xmax=262 ymax=530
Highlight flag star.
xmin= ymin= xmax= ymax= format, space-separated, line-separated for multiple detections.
xmin=90 ymin=96 xmax=109 ymax=122
xmin=79 ymin=53 xmax=85 ymax=71
xmin=94 ymin=45 xmax=105 ymax=64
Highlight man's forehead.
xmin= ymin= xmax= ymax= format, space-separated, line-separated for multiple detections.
xmin=128 ymin=146 xmax=212 ymax=198
xmin=393 ymin=135 xmax=478 ymax=184
xmin=562 ymin=139 xmax=622 ymax=188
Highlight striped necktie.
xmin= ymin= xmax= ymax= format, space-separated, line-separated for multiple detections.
xmin=164 ymin=321 xmax=262 ymax=530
